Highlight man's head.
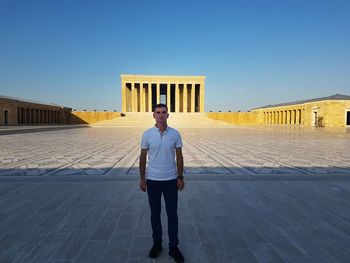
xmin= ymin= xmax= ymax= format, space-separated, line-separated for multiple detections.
xmin=153 ymin=103 xmax=169 ymax=125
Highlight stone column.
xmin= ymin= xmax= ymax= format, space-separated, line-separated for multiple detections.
xmin=284 ymin=111 xmax=287 ymax=124
xmin=191 ymin=84 xmax=195 ymax=112
xmin=287 ymin=110 xmax=291 ymax=124
xmin=148 ymin=82 xmax=152 ymax=112
xmin=156 ymin=83 xmax=160 ymax=104
xmin=300 ymin=109 xmax=303 ymax=124
xmin=200 ymin=82 xmax=205 ymax=112
xmin=183 ymin=83 xmax=188 ymax=112
xmin=271 ymin=112 xmax=273 ymax=124
xmin=31 ymin=109 xmax=35 ymax=123
xmin=271 ymin=112 xmax=274 ymax=124
xmin=278 ymin=111 xmax=281 ymax=124
xmin=121 ymin=81 xmax=126 ymax=112
xmin=279 ymin=111 xmax=281 ymax=124
xmin=131 ymin=82 xmax=135 ymax=112
xmin=175 ymin=83 xmax=179 ymax=112
xmin=136 ymin=83 xmax=140 ymax=112
xmin=29 ymin=109 xmax=32 ymax=124
xmin=296 ymin=109 xmax=300 ymax=124
xmin=167 ymin=83 xmax=171 ymax=111
xmin=140 ymin=83 xmax=145 ymax=112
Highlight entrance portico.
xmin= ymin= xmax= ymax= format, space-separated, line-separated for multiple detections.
xmin=121 ymin=75 xmax=205 ymax=112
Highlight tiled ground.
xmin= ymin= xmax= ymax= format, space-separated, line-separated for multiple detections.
xmin=1 ymin=126 xmax=350 ymax=177
xmin=0 ymin=126 xmax=350 ymax=263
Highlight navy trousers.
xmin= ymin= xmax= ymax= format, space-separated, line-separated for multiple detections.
xmin=147 ymin=179 xmax=179 ymax=249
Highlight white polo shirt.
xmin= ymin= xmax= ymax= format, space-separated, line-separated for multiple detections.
xmin=141 ymin=125 xmax=183 ymax=181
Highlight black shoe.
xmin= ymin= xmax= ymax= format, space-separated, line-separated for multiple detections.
xmin=169 ymin=247 xmax=185 ymax=262
xmin=148 ymin=243 xmax=163 ymax=258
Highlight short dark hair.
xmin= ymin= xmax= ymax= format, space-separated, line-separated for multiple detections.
xmin=153 ymin=103 xmax=168 ymax=112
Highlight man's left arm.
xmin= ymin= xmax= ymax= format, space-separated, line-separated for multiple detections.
xmin=176 ymin=147 xmax=185 ymax=191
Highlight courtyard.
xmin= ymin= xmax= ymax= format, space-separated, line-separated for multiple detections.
xmin=0 ymin=126 xmax=350 ymax=262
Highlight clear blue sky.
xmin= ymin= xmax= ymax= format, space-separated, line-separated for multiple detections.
xmin=0 ymin=0 xmax=349 ymax=111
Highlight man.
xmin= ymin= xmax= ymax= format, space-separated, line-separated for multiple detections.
xmin=139 ymin=103 xmax=185 ymax=262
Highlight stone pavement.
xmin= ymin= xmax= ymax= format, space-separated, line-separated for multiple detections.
xmin=0 ymin=126 xmax=350 ymax=262
xmin=0 ymin=125 xmax=88 ymax=136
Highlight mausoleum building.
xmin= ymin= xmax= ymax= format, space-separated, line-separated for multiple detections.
xmin=120 ymin=75 xmax=205 ymax=112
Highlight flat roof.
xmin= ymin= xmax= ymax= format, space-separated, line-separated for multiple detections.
xmin=120 ymin=74 xmax=205 ymax=79
xmin=253 ymin=93 xmax=350 ymax=110
xmin=0 ymin=95 xmax=66 ymax=108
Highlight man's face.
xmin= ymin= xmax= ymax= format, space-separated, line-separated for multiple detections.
xmin=153 ymin=106 xmax=169 ymax=124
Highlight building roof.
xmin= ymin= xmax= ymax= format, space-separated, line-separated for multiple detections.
xmin=253 ymin=93 xmax=350 ymax=110
xmin=120 ymin=74 xmax=206 ymax=81
xmin=0 ymin=95 xmax=65 ymax=108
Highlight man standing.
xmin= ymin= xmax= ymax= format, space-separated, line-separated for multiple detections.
xmin=139 ymin=103 xmax=185 ymax=262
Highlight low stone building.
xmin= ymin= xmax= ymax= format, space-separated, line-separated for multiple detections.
xmin=0 ymin=95 xmax=72 ymax=126
xmin=252 ymin=94 xmax=350 ymax=128
xmin=2 ymin=93 xmax=350 ymax=128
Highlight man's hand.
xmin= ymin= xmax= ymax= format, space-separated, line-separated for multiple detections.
xmin=177 ymin=178 xmax=185 ymax=191
xmin=140 ymin=179 xmax=147 ymax=192
xmin=175 ymin=148 xmax=184 ymax=192
xmin=139 ymin=149 xmax=147 ymax=192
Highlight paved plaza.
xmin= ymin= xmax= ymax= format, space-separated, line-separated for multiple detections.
xmin=1 ymin=126 xmax=350 ymax=262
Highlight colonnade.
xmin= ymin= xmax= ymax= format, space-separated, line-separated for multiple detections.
xmin=263 ymin=108 xmax=305 ymax=125
xmin=121 ymin=75 xmax=205 ymax=112
xmin=17 ymin=107 xmax=61 ymax=124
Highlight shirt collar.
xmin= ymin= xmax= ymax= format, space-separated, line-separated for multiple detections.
xmin=154 ymin=124 xmax=169 ymax=134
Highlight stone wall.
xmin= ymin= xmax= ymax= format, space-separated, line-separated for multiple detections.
xmin=70 ymin=112 xmax=120 ymax=124
xmin=207 ymin=112 xmax=257 ymax=125
xmin=0 ymin=97 xmax=71 ymax=126
xmin=253 ymin=100 xmax=350 ymax=128
xmin=322 ymin=101 xmax=350 ymax=127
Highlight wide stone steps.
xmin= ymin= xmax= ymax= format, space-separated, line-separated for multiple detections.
xmin=92 ymin=113 xmax=231 ymax=127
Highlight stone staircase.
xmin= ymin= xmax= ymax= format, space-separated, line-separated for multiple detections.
xmin=92 ymin=112 xmax=232 ymax=128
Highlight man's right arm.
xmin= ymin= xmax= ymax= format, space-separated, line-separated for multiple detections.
xmin=139 ymin=149 xmax=148 ymax=192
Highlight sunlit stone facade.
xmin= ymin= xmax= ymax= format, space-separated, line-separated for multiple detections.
xmin=0 ymin=95 xmax=71 ymax=126
xmin=120 ymin=75 xmax=205 ymax=112
xmin=252 ymin=94 xmax=350 ymax=127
